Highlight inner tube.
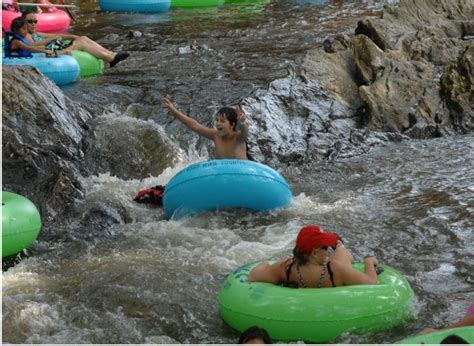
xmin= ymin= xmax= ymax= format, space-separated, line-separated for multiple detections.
xmin=218 ymin=261 xmax=414 ymax=343
xmin=163 ymin=160 xmax=293 ymax=219
xmin=72 ymin=50 xmax=104 ymax=77
xmin=171 ymin=0 xmax=225 ymax=7
xmin=98 ymin=0 xmax=171 ymax=12
xmin=2 ymin=3 xmax=70 ymax=33
xmin=2 ymin=54 xmax=80 ymax=85
xmin=396 ymin=326 xmax=474 ymax=344
xmin=2 ymin=191 xmax=42 ymax=258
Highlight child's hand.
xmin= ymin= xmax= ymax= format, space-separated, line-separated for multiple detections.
xmin=162 ymin=98 xmax=176 ymax=112
xmin=236 ymin=104 xmax=246 ymax=123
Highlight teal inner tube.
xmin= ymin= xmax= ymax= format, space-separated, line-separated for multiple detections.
xmin=2 ymin=191 xmax=42 ymax=257
xmin=396 ymin=326 xmax=474 ymax=344
xmin=72 ymin=50 xmax=104 ymax=77
xmin=218 ymin=261 xmax=414 ymax=343
xmin=2 ymin=53 xmax=80 ymax=85
xmin=163 ymin=160 xmax=293 ymax=219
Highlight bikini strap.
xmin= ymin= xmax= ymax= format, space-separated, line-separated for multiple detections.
xmin=296 ymin=263 xmax=307 ymax=288
xmin=285 ymin=259 xmax=294 ymax=284
xmin=317 ymin=257 xmax=329 ymax=288
xmin=326 ymin=261 xmax=336 ymax=287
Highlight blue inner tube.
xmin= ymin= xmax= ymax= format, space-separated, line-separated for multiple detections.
xmin=2 ymin=53 xmax=80 ymax=86
xmin=99 ymin=0 xmax=171 ymax=12
xmin=163 ymin=160 xmax=293 ymax=219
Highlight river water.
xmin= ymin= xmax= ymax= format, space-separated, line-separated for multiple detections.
xmin=3 ymin=0 xmax=473 ymax=344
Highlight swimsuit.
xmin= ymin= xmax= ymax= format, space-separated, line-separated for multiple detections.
xmin=283 ymin=259 xmax=336 ymax=288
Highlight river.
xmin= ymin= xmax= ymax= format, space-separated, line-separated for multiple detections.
xmin=3 ymin=0 xmax=473 ymax=343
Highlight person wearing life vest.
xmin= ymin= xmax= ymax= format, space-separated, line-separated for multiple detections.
xmin=5 ymin=17 xmax=53 ymax=57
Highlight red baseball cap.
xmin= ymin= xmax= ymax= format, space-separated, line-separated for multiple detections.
xmin=295 ymin=225 xmax=339 ymax=254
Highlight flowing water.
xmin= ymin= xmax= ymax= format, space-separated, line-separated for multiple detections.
xmin=3 ymin=0 xmax=473 ymax=343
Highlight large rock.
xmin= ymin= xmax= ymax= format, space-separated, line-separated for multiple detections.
xmin=2 ymin=66 xmax=91 ymax=221
xmin=2 ymin=66 xmax=182 ymax=224
xmin=311 ymin=0 xmax=473 ymax=139
xmin=241 ymin=0 xmax=473 ymax=164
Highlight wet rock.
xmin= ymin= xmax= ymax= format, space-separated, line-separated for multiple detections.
xmin=355 ymin=19 xmax=391 ymax=51
xmin=2 ymin=66 xmax=91 ymax=220
xmin=82 ymin=114 xmax=182 ymax=180
xmin=439 ymin=45 xmax=474 ymax=134
xmin=313 ymin=0 xmax=472 ymax=138
xmin=2 ymin=66 xmax=181 ymax=228
xmin=244 ymin=0 xmax=473 ymax=164
xmin=127 ymin=30 xmax=143 ymax=38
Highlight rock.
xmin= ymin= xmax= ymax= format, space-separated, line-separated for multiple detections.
xmin=2 ymin=66 xmax=91 ymax=220
xmin=439 ymin=45 xmax=474 ymax=134
xmin=2 ymin=66 xmax=182 ymax=225
xmin=82 ymin=114 xmax=182 ymax=180
xmin=355 ymin=19 xmax=392 ymax=51
xmin=352 ymin=34 xmax=387 ymax=85
xmin=246 ymin=0 xmax=473 ymax=163
xmin=127 ymin=30 xmax=143 ymax=38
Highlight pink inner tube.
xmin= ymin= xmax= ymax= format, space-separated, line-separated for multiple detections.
xmin=2 ymin=3 xmax=70 ymax=32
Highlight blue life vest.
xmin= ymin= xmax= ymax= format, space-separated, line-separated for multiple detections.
xmin=4 ymin=31 xmax=33 ymax=58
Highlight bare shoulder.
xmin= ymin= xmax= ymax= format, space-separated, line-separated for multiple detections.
xmin=248 ymin=260 xmax=287 ymax=284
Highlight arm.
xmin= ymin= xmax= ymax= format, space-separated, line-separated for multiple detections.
xmin=235 ymin=104 xmax=249 ymax=142
xmin=248 ymin=261 xmax=286 ymax=284
xmin=28 ymin=33 xmax=61 ymax=48
xmin=338 ymin=257 xmax=379 ymax=286
xmin=10 ymin=40 xmax=53 ymax=54
xmin=420 ymin=315 xmax=474 ymax=335
xmin=162 ymin=98 xmax=216 ymax=140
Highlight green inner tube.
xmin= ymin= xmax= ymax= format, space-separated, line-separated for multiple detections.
xmin=396 ymin=326 xmax=474 ymax=344
xmin=172 ymin=0 xmax=225 ymax=7
xmin=218 ymin=261 xmax=414 ymax=343
xmin=2 ymin=191 xmax=42 ymax=257
xmin=72 ymin=50 xmax=104 ymax=77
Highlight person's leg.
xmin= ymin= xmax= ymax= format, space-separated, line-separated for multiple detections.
xmin=71 ymin=36 xmax=115 ymax=62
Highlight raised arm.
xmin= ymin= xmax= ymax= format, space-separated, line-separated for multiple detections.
xmin=337 ymin=256 xmax=379 ymax=286
xmin=235 ymin=104 xmax=249 ymax=142
xmin=162 ymin=98 xmax=216 ymax=140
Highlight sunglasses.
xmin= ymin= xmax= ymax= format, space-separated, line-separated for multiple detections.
xmin=27 ymin=20 xmax=38 ymax=24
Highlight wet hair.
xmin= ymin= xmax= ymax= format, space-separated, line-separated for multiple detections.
xmin=238 ymin=326 xmax=272 ymax=344
xmin=440 ymin=335 xmax=469 ymax=344
xmin=11 ymin=17 xmax=26 ymax=33
xmin=216 ymin=107 xmax=238 ymax=131
xmin=292 ymin=246 xmax=311 ymax=265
